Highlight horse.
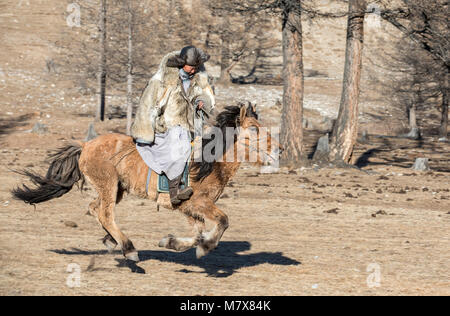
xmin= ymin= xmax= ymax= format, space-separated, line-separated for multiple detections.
xmin=12 ymin=103 xmax=282 ymax=262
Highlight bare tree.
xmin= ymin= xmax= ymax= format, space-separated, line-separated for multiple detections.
xmin=280 ymin=2 xmax=305 ymax=164
xmin=60 ymin=0 xmax=165 ymax=123
xmin=440 ymin=85 xmax=448 ymax=139
xmin=380 ymin=0 xmax=449 ymax=139
xmin=388 ymin=39 xmax=438 ymax=139
xmin=205 ymin=1 xmax=277 ymax=84
xmin=97 ymin=0 xmax=107 ymax=122
xmin=126 ymin=2 xmax=134 ymax=135
xmin=215 ymin=0 xmax=308 ymax=164
xmin=329 ymin=0 xmax=366 ymax=163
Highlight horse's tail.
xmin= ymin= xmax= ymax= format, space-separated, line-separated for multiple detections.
xmin=11 ymin=143 xmax=84 ymax=205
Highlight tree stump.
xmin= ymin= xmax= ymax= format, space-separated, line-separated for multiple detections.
xmin=412 ymin=158 xmax=430 ymax=171
xmin=402 ymin=127 xmax=421 ymax=140
xmin=313 ymin=134 xmax=330 ymax=162
xmin=85 ymin=123 xmax=98 ymax=141
xmin=31 ymin=122 xmax=48 ymax=134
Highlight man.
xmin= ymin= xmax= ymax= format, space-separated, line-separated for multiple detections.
xmin=131 ymin=46 xmax=215 ymax=205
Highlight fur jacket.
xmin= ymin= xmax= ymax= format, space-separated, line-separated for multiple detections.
xmin=131 ymin=51 xmax=215 ymax=144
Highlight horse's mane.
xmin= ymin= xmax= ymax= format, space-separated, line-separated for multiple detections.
xmin=191 ymin=106 xmax=242 ymax=182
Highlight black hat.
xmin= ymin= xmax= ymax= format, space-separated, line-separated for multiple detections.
xmin=167 ymin=46 xmax=210 ymax=68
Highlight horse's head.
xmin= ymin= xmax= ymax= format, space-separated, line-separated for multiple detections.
xmin=192 ymin=103 xmax=283 ymax=182
xmin=236 ymin=102 xmax=283 ymax=166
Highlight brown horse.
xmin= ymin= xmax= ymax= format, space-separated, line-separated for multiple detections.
xmin=12 ymin=103 xmax=282 ymax=262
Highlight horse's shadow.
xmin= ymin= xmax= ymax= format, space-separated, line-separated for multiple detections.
xmin=50 ymin=241 xmax=301 ymax=278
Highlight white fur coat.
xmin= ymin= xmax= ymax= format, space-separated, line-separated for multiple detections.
xmin=131 ymin=51 xmax=215 ymax=143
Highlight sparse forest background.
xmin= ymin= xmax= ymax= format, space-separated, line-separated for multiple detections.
xmin=54 ymin=0 xmax=448 ymax=164
xmin=1 ymin=0 xmax=448 ymax=164
xmin=0 ymin=0 xmax=449 ymax=296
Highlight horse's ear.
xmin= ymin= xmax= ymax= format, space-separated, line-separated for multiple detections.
xmin=239 ymin=104 xmax=247 ymax=124
xmin=246 ymin=102 xmax=258 ymax=119
xmin=251 ymin=102 xmax=257 ymax=113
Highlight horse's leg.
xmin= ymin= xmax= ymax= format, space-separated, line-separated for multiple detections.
xmin=97 ymin=189 xmax=138 ymax=261
xmin=101 ymin=185 xmax=125 ymax=253
xmin=91 ymin=186 xmax=125 ymax=252
xmin=158 ymin=199 xmax=229 ymax=259
xmin=195 ymin=203 xmax=229 ymax=259
xmin=84 ymin=162 xmax=138 ymax=262
xmin=188 ymin=216 xmax=206 ymax=236
xmin=87 ymin=198 xmax=119 ymax=253
xmin=158 ymin=216 xmax=205 ymax=252
xmin=85 ymin=188 xmax=119 ymax=253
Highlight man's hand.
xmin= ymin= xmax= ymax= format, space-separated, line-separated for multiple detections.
xmin=197 ymin=101 xmax=204 ymax=110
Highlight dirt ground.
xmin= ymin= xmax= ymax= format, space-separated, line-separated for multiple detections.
xmin=0 ymin=95 xmax=449 ymax=296
xmin=1 ymin=0 xmax=448 ymax=297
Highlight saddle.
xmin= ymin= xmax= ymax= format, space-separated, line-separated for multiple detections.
xmin=157 ymin=163 xmax=190 ymax=193
xmin=145 ymin=140 xmax=195 ymax=194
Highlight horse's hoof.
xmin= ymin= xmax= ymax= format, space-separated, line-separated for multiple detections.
xmin=124 ymin=251 xmax=140 ymax=262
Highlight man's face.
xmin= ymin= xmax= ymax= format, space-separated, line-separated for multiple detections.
xmin=183 ymin=64 xmax=197 ymax=75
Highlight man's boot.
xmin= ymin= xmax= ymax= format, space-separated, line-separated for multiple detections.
xmin=169 ymin=175 xmax=193 ymax=206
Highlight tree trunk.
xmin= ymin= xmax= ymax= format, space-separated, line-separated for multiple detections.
xmin=96 ymin=0 xmax=107 ymax=122
xmin=126 ymin=4 xmax=133 ymax=136
xmin=219 ymin=51 xmax=230 ymax=83
xmin=218 ymin=28 xmax=231 ymax=84
xmin=404 ymin=103 xmax=420 ymax=139
xmin=205 ymin=26 xmax=211 ymax=49
xmin=440 ymin=90 xmax=448 ymax=138
xmin=280 ymin=6 xmax=304 ymax=165
xmin=409 ymin=104 xmax=417 ymax=129
xmin=329 ymin=0 xmax=366 ymax=163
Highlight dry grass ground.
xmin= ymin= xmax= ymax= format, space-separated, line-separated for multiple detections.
xmin=0 ymin=103 xmax=448 ymax=296
xmin=0 ymin=0 xmax=448 ymax=296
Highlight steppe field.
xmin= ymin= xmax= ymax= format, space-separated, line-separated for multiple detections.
xmin=0 ymin=0 xmax=448 ymax=296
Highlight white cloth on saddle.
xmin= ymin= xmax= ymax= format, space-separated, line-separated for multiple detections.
xmin=136 ymin=126 xmax=191 ymax=181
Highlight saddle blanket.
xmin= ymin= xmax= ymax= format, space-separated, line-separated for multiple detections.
xmin=146 ymin=163 xmax=191 ymax=194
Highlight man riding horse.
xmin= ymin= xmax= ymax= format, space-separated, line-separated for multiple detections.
xmin=131 ymin=46 xmax=216 ymax=206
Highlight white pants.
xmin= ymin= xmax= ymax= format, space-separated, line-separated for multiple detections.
xmin=136 ymin=126 xmax=191 ymax=180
